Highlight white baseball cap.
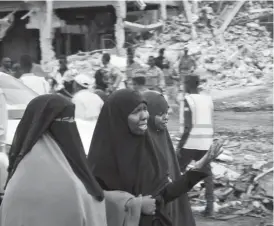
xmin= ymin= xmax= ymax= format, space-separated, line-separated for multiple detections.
xmin=74 ymin=74 xmax=93 ymax=89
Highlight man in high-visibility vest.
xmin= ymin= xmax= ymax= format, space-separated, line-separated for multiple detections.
xmin=176 ymin=75 xmax=214 ymax=216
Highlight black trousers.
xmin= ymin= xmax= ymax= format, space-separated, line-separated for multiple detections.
xmin=177 ymin=148 xmax=214 ymax=203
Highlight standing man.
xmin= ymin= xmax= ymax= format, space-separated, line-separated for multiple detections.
xmin=146 ymin=56 xmax=166 ymax=93
xmin=131 ymin=69 xmax=149 ymax=93
xmin=126 ymin=47 xmax=142 ymax=88
xmin=155 ymin=48 xmax=170 ymax=71
xmin=0 ymin=58 xmax=13 ymax=75
xmin=51 ymin=55 xmax=77 ymax=94
xmin=176 ymin=75 xmax=215 ymax=217
xmin=177 ymin=47 xmax=197 ymax=132
xmin=101 ymin=53 xmax=123 ymax=93
xmin=178 ymin=46 xmax=197 ymax=89
xmin=72 ymin=74 xmax=103 ymax=121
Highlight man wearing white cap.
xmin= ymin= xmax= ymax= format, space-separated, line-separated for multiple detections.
xmin=72 ymin=74 xmax=103 ymax=120
xmin=72 ymin=74 xmax=104 ymax=154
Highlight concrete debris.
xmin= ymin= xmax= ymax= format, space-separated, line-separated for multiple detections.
xmin=133 ymin=4 xmax=273 ymax=92
xmin=190 ymin=156 xmax=273 ymax=218
xmin=44 ymin=51 xmax=127 ymax=83
xmin=211 ymin=162 xmax=241 ymax=181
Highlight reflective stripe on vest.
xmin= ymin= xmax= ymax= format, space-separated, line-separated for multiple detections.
xmin=183 ymin=94 xmax=213 ymax=150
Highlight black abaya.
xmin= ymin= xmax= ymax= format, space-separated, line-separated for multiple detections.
xmin=143 ymin=91 xmax=201 ymax=226
xmin=6 ymin=94 xmax=104 ymax=201
xmin=88 ymin=89 xmax=207 ymax=226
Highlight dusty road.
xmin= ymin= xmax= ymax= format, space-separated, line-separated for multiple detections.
xmin=167 ymin=86 xmax=273 ymax=226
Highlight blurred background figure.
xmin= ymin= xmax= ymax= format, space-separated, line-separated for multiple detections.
xmin=126 ymin=47 xmax=142 ymax=88
xmin=155 ymin=48 xmax=170 ymax=71
xmin=51 ymin=55 xmax=77 ymax=94
xmin=0 ymin=58 xmax=12 ymax=75
xmin=19 ymin=55 xmax=50 ymax=95
xmin=146 ymin=56 xmax=166 ymax=93
xmin=132 ymin=69 xmax=148 ymax=93
xmin=101 ymin=53 xmax=123 ymax=93
xmin=94 ymin=68 xmax=109 ymax=93
xmin=11 ymin=63 xmax=21 ymax=79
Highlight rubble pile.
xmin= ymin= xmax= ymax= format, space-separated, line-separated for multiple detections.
xmin=44 ymin=50 xmax=127 ymax=79
xmin=171 ymin=133 xmax=273 ymax=219
xmin=43 ymin=2 xmax=273 ymax=92
xmin=134 ymin=2 xmax=273 ymax=90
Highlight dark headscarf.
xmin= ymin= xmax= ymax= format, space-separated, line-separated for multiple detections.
xmin=6 ymin=94 xmax=104 ymax=201
xmin=144 ymin=91 xmax=169 ymax=130
xmin=88 ymin=89 xmax=168 ymax=196
xmin=143 ymin=91 xmax=196 ymax=226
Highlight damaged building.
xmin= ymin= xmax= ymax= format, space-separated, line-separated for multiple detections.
xmin=0 ymin=0 xmax=180 ymax=66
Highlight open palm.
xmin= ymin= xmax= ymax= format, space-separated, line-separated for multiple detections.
xmin=194 ymin=139 xmax=225 ymax=170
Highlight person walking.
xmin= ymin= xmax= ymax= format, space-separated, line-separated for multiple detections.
xmin=176 ymin=75 xmax=215 ymax=216
xmin=146 ymin=56 xmax=166 ymax=93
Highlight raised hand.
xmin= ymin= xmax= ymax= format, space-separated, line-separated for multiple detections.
xmin=193 ymin=139 xmax=225 ymax=170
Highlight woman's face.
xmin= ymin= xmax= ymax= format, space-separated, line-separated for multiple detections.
xmin=128 ymin=103 xmax=149 ymax=135
xmin=154 ymin=111 xmax=169 ymax=131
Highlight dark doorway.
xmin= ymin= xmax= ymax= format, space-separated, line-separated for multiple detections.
xmin=70 ymin=34 xmax=84 ymax=54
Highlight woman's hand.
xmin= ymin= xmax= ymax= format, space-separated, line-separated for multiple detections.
xmin=193 ymin=139 xmax=225 ymax=170
xmin=140 ymin=195 xmax=156 ymax=215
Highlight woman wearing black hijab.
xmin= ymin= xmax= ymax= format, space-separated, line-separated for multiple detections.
xmin=1 ymin=94 xmax=107 ymax=226
xmin=88 ymin=89 xmax=223 ymax=226
xmin=143 ymin=90 xmax=197 ymax=226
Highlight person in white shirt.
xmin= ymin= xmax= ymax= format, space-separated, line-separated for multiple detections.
xmin=19 ymin=56 xmax=50 ymax=95
xmin=0 ymin=89 xmax=8 ymax=203
xmin=71 ymin=74 xmax=104 ymax=154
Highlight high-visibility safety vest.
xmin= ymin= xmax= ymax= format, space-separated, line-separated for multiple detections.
xmin=183 ymin=93 xmax=214 ymax=150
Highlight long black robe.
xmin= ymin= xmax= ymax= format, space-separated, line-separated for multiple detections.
xmin=143 ymin=91 xmax=197 ymax=226
xmin=88 ymin=89 xmax=206 ymax=226
xmin=6 ymin=94 xmax=103 ymax=201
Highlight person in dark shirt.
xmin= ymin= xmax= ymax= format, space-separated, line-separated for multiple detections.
xmin=94 ymin=69 xmax=109 ymax=92
xmin=155 ymin=48 xmax=170 ymax=70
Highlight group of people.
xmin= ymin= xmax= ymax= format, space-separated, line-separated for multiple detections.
xmin=0 ymin=47 xmax=219 ymax=226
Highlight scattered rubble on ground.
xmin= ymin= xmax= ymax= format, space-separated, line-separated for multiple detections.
xmin=170 ymin=127 xmax=273 ymax=220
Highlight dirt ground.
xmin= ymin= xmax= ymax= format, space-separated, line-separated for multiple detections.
xmin=167 ymin=85 xmax=273 ymax=226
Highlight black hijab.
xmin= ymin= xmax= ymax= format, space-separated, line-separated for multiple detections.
xmin=6 ymin=94 xmax=104 ymax=201
xmin=143 ymin=91 xmax=196 ymax=226
xmin=88 ymin=89 xmax=168 ymax=196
